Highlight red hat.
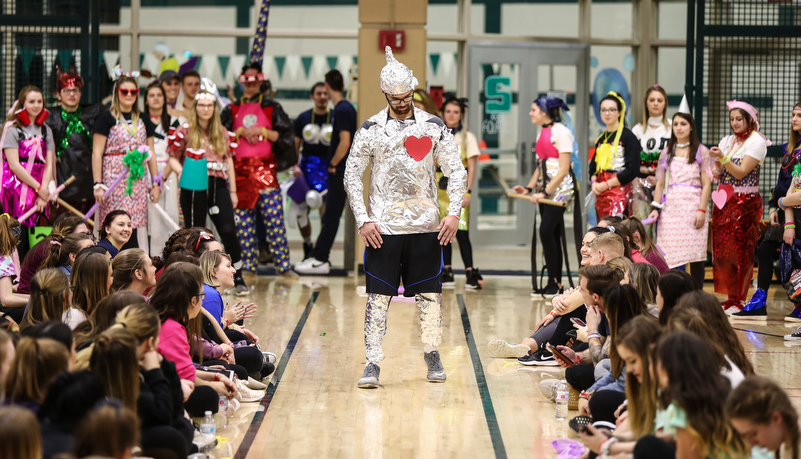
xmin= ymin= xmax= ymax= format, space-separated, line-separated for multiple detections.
xmin=57 ymin=73 xmax=84 ymax=91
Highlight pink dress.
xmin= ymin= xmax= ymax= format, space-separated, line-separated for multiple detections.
xmin=655 ymin=146 xmax=710 ymax=268
xmin=1 ymin=132 xmax=48 ymax=227
xmin=98 ymin=119 xmax=148 ymax=228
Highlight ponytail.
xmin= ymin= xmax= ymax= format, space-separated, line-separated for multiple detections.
xmin=90 ymin=327 xmax=140 ymax=412
xmin=4 ymin=337 xmax=70 ymax=404
xmin=19 ymin=268 xmax=70 ymax=331
xmin=40 ymin=232 xmax=93 ymax=270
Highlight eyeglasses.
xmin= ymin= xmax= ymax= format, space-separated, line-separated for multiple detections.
xmin=61 ymin=88 xmax=80 ymax=95
xmin=196 ymin=292 xmax=206 ymax=300
xmin=195 ymin=231 xmax=213 ymax=251
xmin=600 ymin=108 xmax=619 ymax=114
xmin=386 ymin=94 xmax=413 ymax=106
xmin=118 ymin=88 xmax=139 ymax=97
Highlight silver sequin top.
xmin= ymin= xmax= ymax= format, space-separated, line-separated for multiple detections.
xmin=345 ymin=106 xmax=467 ymax=235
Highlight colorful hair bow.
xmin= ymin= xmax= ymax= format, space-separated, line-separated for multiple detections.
xmin=112 ymin=64 xmax=140 ymax=81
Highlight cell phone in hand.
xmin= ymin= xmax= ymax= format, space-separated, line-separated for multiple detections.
xmin=548 ymin=344 xmax=576 ymax=367
xmin=570 ymin=317 xmax=586 ymax=327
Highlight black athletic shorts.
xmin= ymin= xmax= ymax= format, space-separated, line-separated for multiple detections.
xmin=364 ymin=232 xmax=443 ymax=297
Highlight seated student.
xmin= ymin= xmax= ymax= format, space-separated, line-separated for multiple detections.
xmin=559 ymin=282 xmax=654 ymax=422
xmin=622 ymin=262 xmax=660 ymax=317
xmin=72 ymin=402 xmax=139 ymax=459
xmin=151 ymin=262 xmax=237 ymax=416
xmin=0 ymin=405 xmax=42 ymax=459
xmin=37 ymin=370 xmax=106 ymax=459
xmin=623 ymin=217 xmax=669 ymax=274
xmin=19 ymin=269 xmax=70 ymax=331
xmin=91 ymin=325 xmax=190 ymax=459
xmin=0 ymin=215 xmax=30 ymax=324
xmin=38 ymin=232 xmax=94 ymax=277
xmin=631 ymin=332 xmax=749 ymax=459
xmin=97 ymin=210 xmax=133 ymax=259
xmin=115 ymin=303 xmax=196 ymax=454
xmin=18 ymin=321 xmax=75 ymax=364
xmin=727 ymin=375 xmax=801 ymax=459
xmin=578 ymin=316 xmax=662 ymax=457
xmin=110 ymin=248 xmax=157 ymax=296
xmin=70 ymin=251 xmax=112 ymax=323
xmin=3 ymin=337 xmax=71 ymax=413
xmin=199 ymin=251 xmax=276 ymax=382
xmin=73 ymin=290 xmax=148 ymax=364
xmin=152 ymin=228 xmax=193 ymax=279
xmin=656 ymin=269 xmax=701 ymax=325
xmin=0 ymin=329 xmax=14 ymax=394
xmin=668 ymin=290 xmax=755 ymax=384
xmin=17 ymin=214 xmax=89 ymax=294
xmin=486 ymin=227 xmax=615 ymax=361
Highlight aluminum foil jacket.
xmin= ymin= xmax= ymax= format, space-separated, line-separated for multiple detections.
xmin=345 ymin=106 xmax=467 ymax=235
xmin=537 ymin=158 xmax=575 ymax=205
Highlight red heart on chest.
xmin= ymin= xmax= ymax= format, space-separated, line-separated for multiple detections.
xmin=404 ymin=136 xmax=433 ymax=161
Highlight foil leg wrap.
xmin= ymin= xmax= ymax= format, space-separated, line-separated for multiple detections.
xmin=712 ymin=192 xmax=762 ymax=302
xmin=235 ymin=208 xmax=258 ymax=271
xmin=364 ymin=294 xmax=392 ymax=363
xmin=416 ymin=293 xmax=443 ymax=347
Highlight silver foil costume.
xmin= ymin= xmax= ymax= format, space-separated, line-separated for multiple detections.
xmin=350 ymin=47 xmax=466 ymax=364
xmin=538 ymin=158 xmax=575 ymax=205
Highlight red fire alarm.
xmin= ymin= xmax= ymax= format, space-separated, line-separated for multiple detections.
xmin=379 ymin=30 xmax=405 ymax=51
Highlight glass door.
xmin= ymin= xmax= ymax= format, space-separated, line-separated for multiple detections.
xmin=467 ymin=41 xmax=589 ymax=248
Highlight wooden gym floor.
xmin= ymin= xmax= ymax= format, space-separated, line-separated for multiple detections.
xmin=213 ymin=272 xmax=801 ymax=459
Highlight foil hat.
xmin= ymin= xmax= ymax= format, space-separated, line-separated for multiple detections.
xmin=380 ymin=46 xmax=418 ymax=95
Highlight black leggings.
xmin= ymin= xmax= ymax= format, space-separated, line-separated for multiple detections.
xmin=634 ymin=435 xmax=675 ymax=459
xmin=538 ymin=204 xmax=566 ymax=286
xmin=184 ymin=385 xmax=219 ymax=417
xmin=689 ymin=260 xmax=705 ymax=289
xmin=442 ymin=230 xmax=474 ymax=268
xmin=588 ymin=390 xmax=627 ymax=424
xmin=141 ymin=425 xmax=190 ymax=459
xmin=565 ymin=363 xmax=596 ymax=392
xmin=757 ymin=238 xmax=781 ymax=291
xmin=180 ymin=177 xmax=242 ymax=265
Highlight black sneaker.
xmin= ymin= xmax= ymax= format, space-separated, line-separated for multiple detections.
xmin=442 ymin=267 xmax=455 ymax=287
xmin=258 ymin=246 xmax=273 ymax=265
xmin=424 ymin=350 xmax=447 ymax=382
xmin=260 ymin=362 xmax=275 ymax=379
xmin=465 ymin=268 xmax=483 ymax=290
xmin=302 ymin=242 xmax=314 ymax=260
xmin=542 ymin=283 xmax=563 ymax=299
xmin=517 ymin=348 xmax=558 ymax=366
xmin=731 ymin=305 xmax=767 ymax=321
xmin=234 ymin=271 xmax=249 ymax=296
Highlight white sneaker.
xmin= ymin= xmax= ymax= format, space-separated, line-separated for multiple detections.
xmin=294 ymin=257 xmax=331 ymax=275
xmin=487 ymin=339 xmax=530 ymax=358
xmin=262 ymin=351 xmax=277 ymax=364
xmin=236 ymin=381 xmax=265 ymax=402
xmin=244 ymin=376 xmax=267 ymax=390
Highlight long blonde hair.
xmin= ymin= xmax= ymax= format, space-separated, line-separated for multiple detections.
xmin=616 ymin=317 xmax=661 ymax=438
xmin=187 ymin=90 xmax=228 ymax=156
xmin=110 ymin=76 xmax=141 ymax=129
xmin=20 ymin=268 xmax=70 ymax=330
xmin=0 ymin=406 xmax=42 ymax=459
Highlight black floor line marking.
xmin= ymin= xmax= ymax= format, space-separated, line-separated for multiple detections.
xmin=733 ymin=327 xmax=786 ymax=338
xmin=457 ymin=293 xmax=508 ymax=459
xmin=234 ymin=291 xmax=319 ymax=459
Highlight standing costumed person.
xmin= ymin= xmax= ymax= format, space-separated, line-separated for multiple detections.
xmin=708 ymin=100 xmax=769 ymax=311
xmin=2 ymin=85 xmax=56 ymax=258
xmin=46 ymin=73 xmax=107 ymax=217
xmin=513 ymin=95 xmax=577 ymax=298
xmin=590 ymin=92 xmax=641 ymax=219
xmin=347 ymin=47 xmax=466 ymax=388
xmin=631 ymin=85 xmax=671 ymax=234
xmin=92 ymin=74 xmax=161 ymax=251
xmin=647 ymin=106 xmax=711 ymax=288
xmin=220 ymin=63 xmax=294 ymax=279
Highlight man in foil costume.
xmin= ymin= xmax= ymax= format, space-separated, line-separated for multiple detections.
xmin=346 ymin=47 xmax=467 ymax=388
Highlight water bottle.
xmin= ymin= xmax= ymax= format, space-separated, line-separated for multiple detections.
xmin=200 ymin=410 xmax=216 ymax=443
xmin=555 ymin=380 xmax=569 ymax=421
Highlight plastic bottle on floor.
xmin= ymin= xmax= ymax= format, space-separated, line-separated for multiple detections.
xmin=201 ymin=410 xmax=216 ymax=443
xmin=555 ymin=380 xmax=569 ymax=421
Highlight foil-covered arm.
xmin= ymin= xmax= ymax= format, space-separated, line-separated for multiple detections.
xmin=435 ymin=126 xmax=467 ymax=217
xmin=344 ymin=125 xmax=373 ymax=229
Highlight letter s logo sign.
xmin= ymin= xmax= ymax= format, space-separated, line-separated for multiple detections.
xmin=485 ymin=75 xmax=512 ymax=114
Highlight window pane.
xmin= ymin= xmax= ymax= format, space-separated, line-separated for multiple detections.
xmin=592 ymin=2 xmax=633 ymax=40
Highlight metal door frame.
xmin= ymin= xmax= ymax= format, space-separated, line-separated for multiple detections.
xmin=466 ymin=41 xmax=590 ymax=248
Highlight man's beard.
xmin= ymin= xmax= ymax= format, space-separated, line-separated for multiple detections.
xmin=389 ymin=104 xmax=411 ymax=117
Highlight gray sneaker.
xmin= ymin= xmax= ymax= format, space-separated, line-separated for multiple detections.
xmin=358 ymin=363 xmax=381 ymax=388
xmin=424 ymin=351 xmax=447 ymax=382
